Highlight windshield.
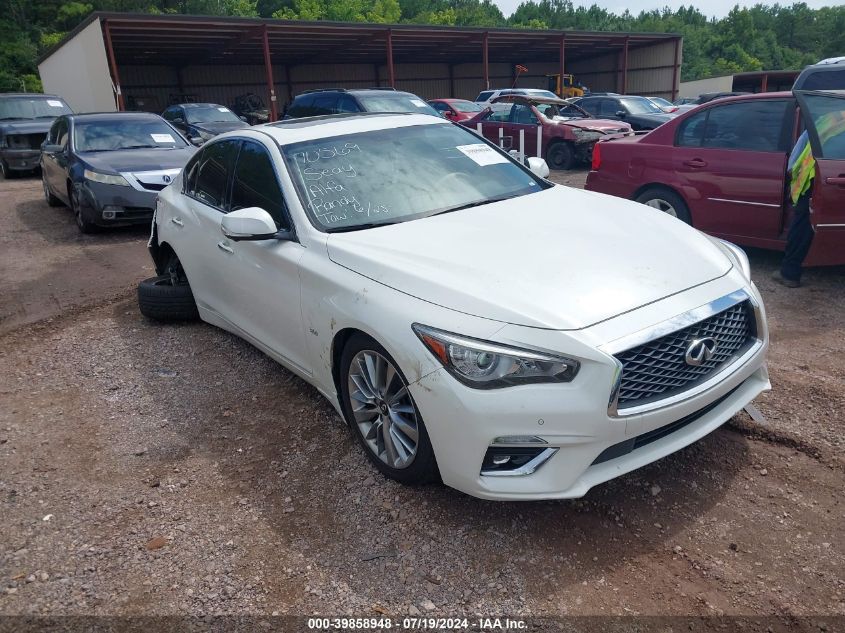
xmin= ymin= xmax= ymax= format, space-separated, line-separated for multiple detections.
xmin=186 ymin=106 xmax=241 ymax=124
xmin=356 ymin=94 xmax=440 ymax=117
xmin=452 ymin=100 xmax=483 ymax=113
xmin=0 ymin=97 xmax=71 ymax=120
xmin=620 ymin=97 xmax=664 ymax=115
xmin=74 ymin=119 xmax=189 ymax=151
xmin=282 ymin=123 xmax=546 ymax=232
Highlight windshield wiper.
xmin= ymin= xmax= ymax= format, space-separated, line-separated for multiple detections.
xmin=429 ymin=193 xmax=521 ymax=217
xmin=0 ymin=117 xmax=27 ymax=121
xmin=326 ymin=221 xmax=400 ymax=233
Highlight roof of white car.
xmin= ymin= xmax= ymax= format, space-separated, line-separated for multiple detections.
xmin=258 ymin=113 xmax=446 ymax=145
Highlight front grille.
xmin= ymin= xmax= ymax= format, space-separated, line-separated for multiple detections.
xmin=7 ymin=133 xmax=46 ymax=150
xmin=614 ymin=301 xmax=755 ymax=409
xmin=137 ymin=182 xmax=167 ymax=191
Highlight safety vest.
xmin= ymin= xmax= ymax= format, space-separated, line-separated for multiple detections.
xmin=790 ymin=110 xmax=845 ymax=204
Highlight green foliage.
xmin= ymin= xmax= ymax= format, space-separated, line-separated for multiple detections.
xmin=2 ymin=0 xmax=843 ymax=94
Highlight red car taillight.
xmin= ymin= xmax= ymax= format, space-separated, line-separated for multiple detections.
xmin=591 ymin=141 xmax=602 ymax=171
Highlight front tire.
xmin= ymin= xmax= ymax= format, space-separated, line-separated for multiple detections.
xmin=0 ymin=160 xmax=14 ymax=180
xmin=71 ymin=187 xmax=99 ymax=233
xmin=137 ymin=274 xmax=200 ymax=322
xmin=546 ymin=141 xmax=575 ymax=170
xmin=635 ymin=187 xmax=692 ymax=225
xmin=339 ymin=334 xmax=438 ymax=485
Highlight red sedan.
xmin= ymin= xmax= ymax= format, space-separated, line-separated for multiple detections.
xmin=427 ymin=99 xmax=484 ymax=122
xmin=585 ymin=91 xmax=845 ymax=266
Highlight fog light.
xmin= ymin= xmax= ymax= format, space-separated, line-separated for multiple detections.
xmin=102 ymin=205 xmax=122 ymax=220
xmin=480 ymin=446 xmax=557 ymax=477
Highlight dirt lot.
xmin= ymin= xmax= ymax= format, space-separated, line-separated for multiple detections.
xmin=1 ymin=171 xmax=843 ymax=625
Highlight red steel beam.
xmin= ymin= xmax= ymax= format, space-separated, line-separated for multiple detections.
xmin=559 ymin=34 xmax=565 ymax=94
xmin=261 ymin=25 xmax=278 ymax=121
xmin=102 ymin=20 xmax=125 ymax=111
xmin=761 ymin=73 xmax=768 ymax=92
xmin=387 ymin=29 xmax=395 ymax=87
xmin=672 ymin=37 xmax=681 ymax=101
xmin=482 ymin=31 xmax=489 ymax=90
xmin=621 ymin=36 xmax=629 ymax=95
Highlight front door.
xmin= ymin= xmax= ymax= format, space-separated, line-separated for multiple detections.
xmin=670 ymin=98 xmax=793 ymax=240
xmin=795 ymin=90 xmax=845 ymax=265
xmin=219 ymin=140 xmax=310 ymax=374
xmin=477 ymin=102 xmax=514 ymax=151
xmin=508 ymin=103 xmax=542 ymax=158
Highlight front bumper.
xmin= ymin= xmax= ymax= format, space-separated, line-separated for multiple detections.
xmin=407 ymin=280 xmax=769 ymax=501
xmin=1 ymin=149 xmax=41 ymax=172
xmin=79 ymin=181 xmax=157 ymax=227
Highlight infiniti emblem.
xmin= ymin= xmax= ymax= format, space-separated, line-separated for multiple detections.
xmin=162 ymin=174 xmax=172 ymax=184
xmin=685 ymin=337 xmax=718 ymax=367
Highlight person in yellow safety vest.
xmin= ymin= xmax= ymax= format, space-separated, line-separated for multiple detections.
xmin=773 ymin=110 xmax=845 ymax=288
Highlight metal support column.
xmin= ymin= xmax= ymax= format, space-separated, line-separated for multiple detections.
xmin=102 ymin=20 xmax=125 ymax=111
xmin=261 ymin=25 xmax=278 ymax=121
xmin=621 ymin=36 xmax=629 ymax=95
xmin=559 ymin=34 xmax=565 ymax=93
xmin=387 ymin=29 xmax=395 ymax=88
xmin=672 ymin=37 xmax=681 ymax=101
xmin=482 ymin=32 xmax=489 ymax=91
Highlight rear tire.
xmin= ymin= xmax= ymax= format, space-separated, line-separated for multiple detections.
xmin=137 ymin=275 xmax=200 ymax=322
xmin=339 ymin=333 xmax=439 ymax=486
xmin=43 ymin=172 xmax=62 ymax=207
xmin=635 ymin=187 xmax=692 ymax=225
xmin=546 ymin=141 xmax=575 ymax=170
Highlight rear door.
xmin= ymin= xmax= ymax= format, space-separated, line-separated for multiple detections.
xmin=670 ymin=97 xmax=793 ymax=240
xmin=794 ymin=90 xmax=845 ymax=229
xmin=476 ymin=102 xmax=515 ymax=150
xmin=508 ymin=102 xmax=542 ymax=157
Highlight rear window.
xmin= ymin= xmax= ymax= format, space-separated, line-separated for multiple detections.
xmin=796 ymin=68 xmax=845 ymax=91
xmin=476 ymin=91 xmax=494 ymax=102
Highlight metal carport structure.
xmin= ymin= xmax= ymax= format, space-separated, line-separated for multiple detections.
xmin=39 ymin=12 xmax=682 ymax=118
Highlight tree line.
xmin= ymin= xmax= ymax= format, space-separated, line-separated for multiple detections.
xmin=2 ymin=0 xmax=842 ymax=93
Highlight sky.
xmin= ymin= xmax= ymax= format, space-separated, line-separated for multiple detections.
xmin=493 ymin=0 xmax=837 ymax=18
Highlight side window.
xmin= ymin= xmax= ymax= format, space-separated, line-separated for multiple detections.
xmin=336 ymin=94 xmax=360 ymax=113
xmin=511 ymin=104 xmax=538 ymax=125
xmin=287 ymin=94 xmax=314 ymax=118
xmin=579 ymin=99 xmax=600 ymax=115
xmin=56 ymin=119 xmax=69 ymax=148
xmin=312 ymin=93 xmax=339 ymax=115
xmin=599 ymin=99 xmax=620 ymax=117
xmin=230 ymin=141 xmax=288 ymax=229
xmin=182 ymin=151 xmax=202 ymax=196
xmin=162 ymin=107 xmax=176 ymax=122
xmin=47 ymin=119 xmax=61 ymax=144
xmin=477 ymin=91 xmax=493 ymax=102
xmin=676 ymin=110 xmax=708 ymax=147
xmin=193 ymin=139 xmax=240 ymax=210
xmin=484 ymin=104 xmax=513 ymax=122
xmin=703 ymin=100 xmax=790 ymax=152
xmin=431 ymin=102 xmax=449 ymax=113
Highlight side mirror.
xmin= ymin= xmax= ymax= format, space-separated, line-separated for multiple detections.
xmin=221 ymin=207 xmax=285 ymax=241
xmin=526 ymin=156 xmax=550 ymax=178
xmin=616 ymin=110 xmax=627 ymax=118
xmin=172 ymin=117 xmax=185 ymax=125
xmin=41 ymin=143 xmax=63 ymax=153
xmin=239 ymin=116 xmax=248 ymax=122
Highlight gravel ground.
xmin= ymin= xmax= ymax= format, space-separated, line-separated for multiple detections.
xmin=1 ymin=172 xmax=843 ymax=622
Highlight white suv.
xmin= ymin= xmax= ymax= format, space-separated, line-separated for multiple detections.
xmin=139 ymin=112 xmax=769 ymax=500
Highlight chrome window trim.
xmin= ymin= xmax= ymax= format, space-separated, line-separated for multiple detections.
xmin=603 ymin=289 xmax=763 ymax=418
xmin=480 ymin=447 xmax=558 ymax=477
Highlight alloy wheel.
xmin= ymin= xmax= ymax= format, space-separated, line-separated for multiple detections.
xmin=644 ymin=198 xmax=678 ymax=218
xmin=347 ymin=350 xmax=419 ymax=469
xmin=42 ymin=175 xmax=51 ymax=202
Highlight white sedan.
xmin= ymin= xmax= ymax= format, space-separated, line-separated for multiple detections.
xmin=139 ymin=113 xmax=770 ymax=500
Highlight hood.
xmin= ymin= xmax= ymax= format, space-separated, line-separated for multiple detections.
xmin=80 ymin=147 xmax=196 ymax=173
xmin=327 ymin=186 xmax=733 ymax=330
xmin=555 ymin=117 xmax=632 ymax=133
xmin=0 ymin=119 xmax=53 ymax=135
xmin=191 ymin=120 xmax=249 ymax=134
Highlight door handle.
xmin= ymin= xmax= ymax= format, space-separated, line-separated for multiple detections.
xmin=825 ymin=176 xmax=845 ymax=186
xmin=217 ymin=240 xmax=233 ymax=254
xmin=683 ymin=158 xmax=707 ymax=168
xmin=171 ymin=217 xmax=184 ymax=227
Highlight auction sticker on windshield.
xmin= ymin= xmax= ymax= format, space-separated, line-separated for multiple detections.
xmin=47 ymin=100 xmax=64 ymax=107
xmin=151 ymin=133 xmax=175 ymax=143
xmin=456 ymin=144 xmax=509 ymax=166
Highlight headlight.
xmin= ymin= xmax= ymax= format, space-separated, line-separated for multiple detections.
xmin=412 ymin=324 xmax=579 ymax=389
xmin=712 ymin=237 xmax=751 ymax=280
xmin=84 ymin=169 xmax=129 ymax=187
xmin=571 ymin=128 xmax=602 ymax=142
